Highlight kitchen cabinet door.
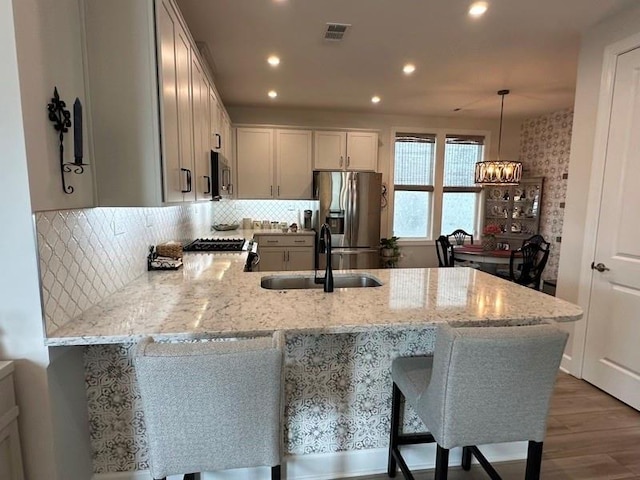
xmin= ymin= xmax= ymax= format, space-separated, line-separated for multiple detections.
xmin=346 ymin=132 xmax=378 ymax=171
xmin=255 ymin=248 xmax=286 ymax=272
xmin=286 ymin=248 xmax=315 ymax=271
xmin=191 ymin=54 xmax=211 ymax=201
xmin=236 ymin=128 xmax=274 ymax=198
xmin=84 ymin=0 xmax=228 ymax=206
xmin=313 ymin=131 xmax=378 ymax=171
xmin=314 ymin=131 xmax=346 ymax=170
xmin=210 ymin=88 xmax=221 ymax=151
xmin=0 ymin=362 xmax=24 ymax=480
xmin=276 ymin=129 xmax=313 ymax=199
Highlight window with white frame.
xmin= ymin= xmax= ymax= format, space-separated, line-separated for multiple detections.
xmin=392 ymin=131 xmax=484 ymax=239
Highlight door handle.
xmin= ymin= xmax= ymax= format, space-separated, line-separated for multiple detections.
xmin=204 ymin=175 xmax=211 ymax=195
xmin=181 ymin=168 xmax=192 ymax=193
xmin=591 ymin=262 xmax=610 ymax=272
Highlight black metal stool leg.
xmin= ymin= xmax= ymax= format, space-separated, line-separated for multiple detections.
xmin=271 ymin=464 xmax=281 ymax=480
xmin=434 ymin=445 xmax=449 ymax=480
xmin=525 ymin=441 xmax=543 ymax=480
xmin=388 ymin=382 xmax=402 ymax=477
xmin=461 ymin=446 xmax=472 ymax=470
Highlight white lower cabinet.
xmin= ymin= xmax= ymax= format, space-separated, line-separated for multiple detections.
xmin=236 ymin=128 xmax=312 ymax=199
xmin=0 ymin=362 xmax=24 ymax=480
xmin=254 ymin=235 xmax=315 ymax=272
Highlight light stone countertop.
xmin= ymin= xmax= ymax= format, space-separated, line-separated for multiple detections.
xmin=45 ymin=252 xmax=583 ymax=346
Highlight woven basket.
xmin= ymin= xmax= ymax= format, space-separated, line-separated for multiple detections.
xmin=156 ymin=242 xmax=183 ymax=259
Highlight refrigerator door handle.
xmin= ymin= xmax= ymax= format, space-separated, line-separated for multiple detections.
xmin=351 ymin=173 xmax=358 ymax=243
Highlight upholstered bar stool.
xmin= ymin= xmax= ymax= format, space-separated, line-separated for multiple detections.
xmin=134 ymin=332 xmax=284 ymax=480
xmin=388 ymin=323 xmax=568 ymax=480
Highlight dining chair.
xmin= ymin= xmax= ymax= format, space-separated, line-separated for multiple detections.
xmin=522 ymin=234 xmax=550 ymax=252
xmin=447 ymin=229 xmax=474 ymax=246
xmin=435 ymin=235 xmax=454 ymax=267
xmin=387 ymin=323 xmax=568 ymax=480
xmin=509 ymin=243 xmax=549 ymax=290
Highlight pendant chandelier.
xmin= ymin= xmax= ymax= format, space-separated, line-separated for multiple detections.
xmin=474 ymin=89 xmax=522 ymax=185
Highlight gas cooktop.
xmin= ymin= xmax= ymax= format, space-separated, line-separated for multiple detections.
xmin=183 ymin=238 xmax=247 ymax=252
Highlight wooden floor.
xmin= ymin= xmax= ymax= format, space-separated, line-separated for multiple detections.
xmin=342 ymin=373 xmax=640 ymax=479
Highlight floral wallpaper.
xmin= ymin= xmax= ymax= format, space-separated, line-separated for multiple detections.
xmin=85 ymin=328 xmax=436 ymax=473
xmin=519 ymin=108 xmax=573 ymax=282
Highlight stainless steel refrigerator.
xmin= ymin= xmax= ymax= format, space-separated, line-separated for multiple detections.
xmin=313 ymin=170 xmax=382 ymax=270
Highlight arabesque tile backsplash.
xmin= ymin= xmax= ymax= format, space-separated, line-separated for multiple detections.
xmin=35 ymin=203 xmax=213 ymax=334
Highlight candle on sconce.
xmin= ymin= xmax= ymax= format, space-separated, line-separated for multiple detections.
xmin=73 ymin=98 xmax=83 ymax=164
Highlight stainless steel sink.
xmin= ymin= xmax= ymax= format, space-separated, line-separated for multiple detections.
xmin=261 ymin=273 xmax=383 ymax=290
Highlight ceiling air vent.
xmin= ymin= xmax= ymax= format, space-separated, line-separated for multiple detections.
xmin=323 ymin=23 xmax=351 ymax=41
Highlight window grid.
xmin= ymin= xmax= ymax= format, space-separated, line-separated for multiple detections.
xmin=392 ymin=131 xmax=485 ymax=239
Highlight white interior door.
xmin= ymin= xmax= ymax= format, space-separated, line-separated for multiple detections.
xmin=583 ymin=46 xmax=640 ymax=410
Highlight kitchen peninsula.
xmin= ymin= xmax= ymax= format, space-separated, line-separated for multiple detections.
xmin=45 ymin=254 xmax=582 ymax=478
xmin=46 ymin=255 xmax=582 ymax=346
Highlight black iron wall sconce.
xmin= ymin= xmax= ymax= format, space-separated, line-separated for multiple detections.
xmin=47 ymin=87 xmax=88 ymax=194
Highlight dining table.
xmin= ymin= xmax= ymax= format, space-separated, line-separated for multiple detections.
xmin=453 ymin=244 xmax=519 ymax=274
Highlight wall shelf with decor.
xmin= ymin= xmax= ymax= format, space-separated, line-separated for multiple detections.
xmin=482 ymin=177 xmax=544 ymax=245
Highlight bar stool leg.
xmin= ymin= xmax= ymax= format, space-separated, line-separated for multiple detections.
xmin=461 ymin=446 xmax=472 ymax=470
xmin=434 ymin=445 xmax=449 ymax=480
xmin=271 ymin=464 xmax=281 ymax=480
xmin=387 ymin=382 xmax=402 ymax=477
xmin=525 ymin=441 xmax=543 ymax=480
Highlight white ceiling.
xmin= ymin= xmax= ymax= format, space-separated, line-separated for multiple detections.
xmin=176 ymin=0 xmax=635 ymax=119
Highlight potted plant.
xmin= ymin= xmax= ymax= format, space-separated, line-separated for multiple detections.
xmin=380 ymin=236 xmax=400 ymax=258
xmin=482 ymin=224 xmax=502 ymax=251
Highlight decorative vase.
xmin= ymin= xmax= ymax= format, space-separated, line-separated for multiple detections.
xmin=482 ymin=234 xmax=497 ymax=251
xmin=381 ymin=247 xmax=395 ymax=258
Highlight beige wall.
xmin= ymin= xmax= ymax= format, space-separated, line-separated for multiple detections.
xmin=556 ymin=2 xmax=640 ymax=375
xmin=13 ymin=0 xmax=94 ymax=211
xmin=229 ymin=105 xmax=522 ymax=268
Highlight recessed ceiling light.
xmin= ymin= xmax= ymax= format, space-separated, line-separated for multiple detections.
xmin=403 ymin=63 xmax=416 ymax=75
xmin=268 ymin=90 xmax=278 ymax=99
xmin=468 ymin=1 xmax=488 ymax=17
xmin=371 ymin=96 xmax=381 ymax=104
xmin=267 ymin=55 xmax=280 ymax=67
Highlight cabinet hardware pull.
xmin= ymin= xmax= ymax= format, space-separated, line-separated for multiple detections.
xmin=204 ymin=175 xmax=211 ymax=195
xmin=340 ymin=156 xmax=344 ymax=167
xmin=347 ymin=156 xmax=350 ymax=167
xmin=181 ymin=168 xmax=192 ymax=193
xmin=294 ymin=240 xmax=305 ymax=243
xmin=278 ymin=186 xmax=280 ymax=196
xmin=591 ymin=262 xmax=610 ymax=272
xmin=270 ymin=185 xmax=273 ymax=196
xmin=267 ymin=240 xmax=278 ymax=243
xmin=215 ymin=133 xmax=221 ymax=149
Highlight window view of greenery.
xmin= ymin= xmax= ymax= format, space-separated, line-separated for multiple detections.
xmin=392 ymin=133 xmax=484 ymax=239
xmin=392 ymin=134 xmax=435 ymax=237
xmin=441 ymin=136 xmax=484 ymax=235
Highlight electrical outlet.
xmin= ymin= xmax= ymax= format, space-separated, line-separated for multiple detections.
xmin=111 ymin=212 xmax=126 ymax=236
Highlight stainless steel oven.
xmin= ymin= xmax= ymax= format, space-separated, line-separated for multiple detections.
xmin=211 ymin=150 xmax=232 ymax=200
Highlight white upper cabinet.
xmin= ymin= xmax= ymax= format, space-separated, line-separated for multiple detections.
xmin=191 ymin=53 xmax=212 ymax=201
xmin=83 ymin=0 xmax=228 ymax=206
xmin=236 ymin=128 xmax=274 ymax=199
xmin=313 ymin=131 xmax=378 ymax=171
xmin=276 ymin=129 xmax=313 ymax=199
xmin=236 ymin=128 xmax=313 ymax=200
xmin=158 ymin=0 xmax=194 ymax=202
